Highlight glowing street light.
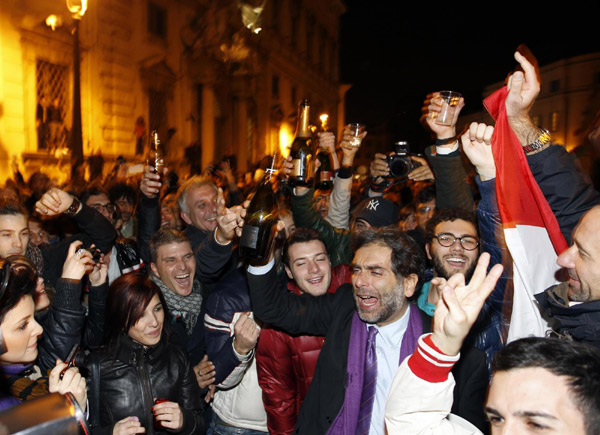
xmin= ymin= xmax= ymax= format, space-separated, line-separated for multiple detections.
xmin=66 ymin=0 xmax=88 ymax=19
xmin=44 ymin=0 xmax=87 ymax=165
xmin=319 ymin=113 xmax=329 ymax=131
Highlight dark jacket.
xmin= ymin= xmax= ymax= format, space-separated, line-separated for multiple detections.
xmin=41 ymin=204 xmax=117 ymax=287
xmin=85 ymin=335 xmax=204 ymax=435
xmin=424 ymin=146 xmax=475 ymax=211
xmin=247 ymin=266 xmax=487 ymax=434
xmin=255 ymin=265 xmax=352 ymax=435
xmin=535 ymin=282 xmax=600 ymax=348
xmin=526 ymin=144 xmax=600 ymax=244
xmin=36 ymin=279 xmax=108 ymax=372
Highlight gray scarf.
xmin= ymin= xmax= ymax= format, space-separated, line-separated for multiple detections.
xmin=151 ymin=274 xmax=203 ymax=334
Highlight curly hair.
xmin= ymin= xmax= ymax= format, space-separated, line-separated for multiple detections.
xmin=425 ymin=207 xmax=478 ymax=243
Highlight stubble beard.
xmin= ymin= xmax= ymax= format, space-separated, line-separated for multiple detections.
xmin=356 ymin=281 xmax=406 ymax=325
xmin=432 ymin=254 xmax=477 ymax=283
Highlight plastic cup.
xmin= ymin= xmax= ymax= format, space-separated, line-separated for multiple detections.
xmin=435 ymin=91 xmax=462 ymax=126
xmin=348 ymin=123 xmax=366 ymax=147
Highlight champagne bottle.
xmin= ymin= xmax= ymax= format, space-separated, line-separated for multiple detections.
xmin=148 ymin=130 xmax=165 ymax=181
xmin=314 ymin=146 xmax=334 ymax=191
xmin=288 ymin=99 xmax=313 ymax=187
xmin=239 ymin=156 xmax=279 ymax=261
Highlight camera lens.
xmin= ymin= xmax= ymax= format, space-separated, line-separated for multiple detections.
xmin=389 ymin=158 xmax=411 ymax=178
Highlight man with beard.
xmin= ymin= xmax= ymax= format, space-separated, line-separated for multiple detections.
xmin=419 ymin=208 xmax=489 ymax=431
xmin=535 ymin=205 xmax=600 ymax=348
xmin=247 ymin=227 xmax=488 ymax=434
xmin=420 ymin=208 xmax=479 ymax=316
xmin=422 ymin=206 xmax=507 ymax=373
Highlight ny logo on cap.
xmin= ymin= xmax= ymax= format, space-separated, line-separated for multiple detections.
xmin=366 ymin=199 xmax=379 ymax=211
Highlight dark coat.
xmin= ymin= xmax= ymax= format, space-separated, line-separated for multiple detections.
xmin=85 ymin=335 xmax=204 ymax=435
xmin=247 ymin=266 xmax=488 ymax=434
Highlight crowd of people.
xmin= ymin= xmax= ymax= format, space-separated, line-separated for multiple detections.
xmin=0 ymin=49 xmax=599 ymax=435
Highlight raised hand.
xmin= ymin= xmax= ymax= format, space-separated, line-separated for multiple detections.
xmin=505 ymin=49 xmax=543 ymax=147
xmin=339 ymin=125 xmax=363 ymax=167
xmin=61 ymin=241 xmax=95 ymax=281
xmin=89 ymin=253 xmax=108 ymax=287
xmin=430 ymin=253 xmax=503 ymax=356
xmin=461 ymin=122 xmax=496 ymax=180
xmin=318 ymin=131 xmax=336 ymax=153
xmin=233 ymin=312 xmax=260 ymax=356
xmin=506 ymin=51 xmax=540 ymax=121
xmin=370 ymin=153 xmax=390 ymax=184
xmin=49 ymin=360 xmax=87 ymax=410
xmin=35 ymin=188 xmax=77 ymax=216
xmin=140 ymin=165 xmax=165 ymax=199
xmin=215 ymin=188 xmax=244 ymax=243
xmin=421 ymin=92 xmax=465 ymax=140
xmin=407 ymin=156 xmax=434 ymax=182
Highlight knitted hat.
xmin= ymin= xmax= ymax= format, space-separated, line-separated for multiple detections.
xmin=352 ymin=197 xmax=399 ymax=228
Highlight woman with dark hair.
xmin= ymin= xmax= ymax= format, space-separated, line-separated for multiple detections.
xmin=86 ymin=273 xmax=204 ymax=435
xmin=0 ymin=255 xmax=87 ymax=411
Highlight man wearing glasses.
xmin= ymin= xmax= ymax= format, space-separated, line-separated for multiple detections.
xmin=420 ymin=208 xmax=480 ymax=317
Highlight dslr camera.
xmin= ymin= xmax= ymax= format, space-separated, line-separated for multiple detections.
xmin=385 ymin=141 xmax=421 ymax=179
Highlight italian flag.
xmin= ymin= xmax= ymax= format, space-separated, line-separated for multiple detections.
xmin=484 ymin=87 xmax=568 ymax=342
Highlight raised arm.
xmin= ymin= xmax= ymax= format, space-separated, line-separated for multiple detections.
xmin=422 ymin=92 xmax=474 ymax=210
xmin=505 ymin=51 xmax=600 ymax=243
xmin=324 ymin=126 xmax=360 ymax=230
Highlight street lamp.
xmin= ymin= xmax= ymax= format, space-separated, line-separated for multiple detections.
xmin=66 ymin=0 xmax=87 ymax=166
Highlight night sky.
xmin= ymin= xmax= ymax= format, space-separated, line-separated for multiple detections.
xmin=339 ymin=1 xmax=600 ymax=151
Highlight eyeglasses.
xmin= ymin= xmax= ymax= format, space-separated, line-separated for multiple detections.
xmin=433 ymin=233 xmax=479 ymax=251
xmin=416 ymin=206 xmax=434 ymax=215
xmin=90 ymin=203 xmax=116 ymax=214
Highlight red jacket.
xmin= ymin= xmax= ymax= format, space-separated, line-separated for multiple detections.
xmin=256 ymin=264 xmax=352 ymax=435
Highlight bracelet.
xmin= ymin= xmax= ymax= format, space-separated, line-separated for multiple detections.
xmin=522 ymin=129 xmax=551 ymax=154
xmin=434 ymin=136 xmax=457 ymax=146
xmin=64 ymin=197 xmax=81 ymax=216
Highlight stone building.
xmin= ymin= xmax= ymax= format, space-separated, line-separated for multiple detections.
xmin=0 ymin=0 xmax=346 ymax=183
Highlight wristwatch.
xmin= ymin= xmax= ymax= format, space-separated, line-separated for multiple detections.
xmin=64 ymin=197 xmax=81 ymax=216
xmin=523 ymin=129 xmax=551 ymax=154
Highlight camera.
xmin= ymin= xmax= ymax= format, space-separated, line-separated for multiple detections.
xmin=83 ymin=245 xmax=102 ymax=263
xmin=385 ymin=141 xmax=421 ymax=179
xmin=59 ymin=345 xmax=85 ymax=380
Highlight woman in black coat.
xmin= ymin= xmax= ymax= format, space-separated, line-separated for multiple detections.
xmin=86 ymin=274 xmax=204 ymax=435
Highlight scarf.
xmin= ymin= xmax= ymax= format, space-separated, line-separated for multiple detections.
xmin=327 ymin=303 xmax=422 ymax=435
xmin=151 ymin=274 xmax=203 ymax=334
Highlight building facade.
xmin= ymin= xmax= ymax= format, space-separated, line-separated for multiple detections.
xmin=0 ymin=0 xmax=346 ymax=183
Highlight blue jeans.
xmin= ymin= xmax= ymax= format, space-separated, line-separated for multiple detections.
xmin=207 ymin=413 xmax=267 ymax=435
